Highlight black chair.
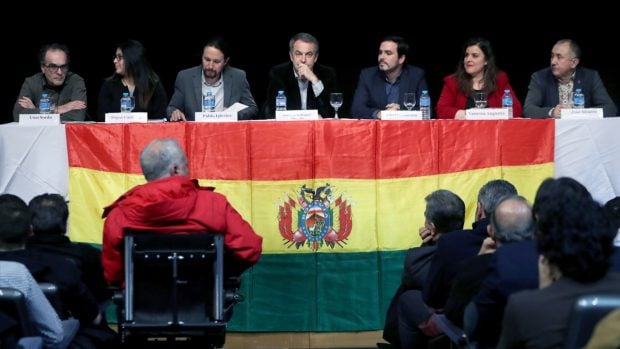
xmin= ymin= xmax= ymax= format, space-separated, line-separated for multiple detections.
xmin=0 ymin=288 xmax=37 ymax=339
xmin=117 ymin=232 xmax=227 ymax=348
xmin=37 ymin=283 xmax=64 ymax=319
xmin=563 ymin=293 xmax=620 ymax=349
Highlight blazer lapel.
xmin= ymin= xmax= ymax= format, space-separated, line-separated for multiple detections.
xmin=193 ymin=67 xmax=203 ymax=112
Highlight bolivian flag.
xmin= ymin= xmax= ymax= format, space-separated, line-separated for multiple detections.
xmin=66 ymin=119 xmax=554 ymax=331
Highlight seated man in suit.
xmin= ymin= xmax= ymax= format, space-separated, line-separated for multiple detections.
xmin=167 ymin=37 xmax=258 ymax=121
xmin=351 ymin=35 xmax=428 ymax=119
xmin=262 ymin=32 xmax=337 ymax=118
xmin=523 ymin=39 xmax=617 ymax=118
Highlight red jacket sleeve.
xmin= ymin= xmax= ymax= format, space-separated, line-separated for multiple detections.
xmin=436 ymin=75 xmax=463 ymax=119
xmin=222 ymin=200 xmax=263 ymax=275
xmin=102 ymin=210 xmax=125 ymax=286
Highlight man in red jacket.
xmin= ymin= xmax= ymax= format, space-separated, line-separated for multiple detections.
xmin=101 ymin=138 xmax=263 ymax=286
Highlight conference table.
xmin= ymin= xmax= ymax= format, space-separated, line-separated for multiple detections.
xmin=1 ymin=118 xmax=618 ymax=332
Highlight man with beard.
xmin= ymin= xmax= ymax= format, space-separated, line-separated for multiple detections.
xmin=167 ymin=37 xmax=258 ymax=121
xmin=351 ymin=36 xmax=428 ymax=119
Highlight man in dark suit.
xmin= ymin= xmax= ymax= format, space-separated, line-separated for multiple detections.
xmin=262 ymin=32 xmax=337 ymax=119
xmin=351 ymin=36 xmax=428 ymax=119
xmin=523 ymin=39 xmax=617 ymax=118
xmin=167 ymin=37 xmax=258 ymax=121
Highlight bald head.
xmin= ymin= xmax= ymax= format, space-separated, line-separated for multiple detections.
xmin=490 ymin=195 xmax=534 ymax=244
xmin=139 ymin=138 xmax=189 ymax=181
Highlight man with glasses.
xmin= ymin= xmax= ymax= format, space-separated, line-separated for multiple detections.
xmin=261 ymin=32 xmax=338 ymax=118
xmin=13 ymin=43 xmax=87 ymax=122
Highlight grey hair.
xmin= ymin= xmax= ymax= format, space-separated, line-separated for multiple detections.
xmin=289 ymin=33 xmax=319 ymax=54
xmin=424 ymin=189 xmax=466 ymax=234
xmin=490 ymin=195 xmax=534 ymax=243
xmin=139 ymin=138 xmax=188 ymax=181
xmin=478 ymin=179 xmax=518 ymax=217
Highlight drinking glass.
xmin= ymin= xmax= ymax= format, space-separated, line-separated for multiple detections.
xmin=330 ymin=93 xmax=343 ymax=119
xmin=474 ymin=92 xmax=487 ymax=108
xmin=403 ymin=92 xmax=416 ymax=111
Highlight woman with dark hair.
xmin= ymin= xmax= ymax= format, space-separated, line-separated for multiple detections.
xmin=436 ymin=37 xmax=522 ymax=119
xmin=97 ymin=39 xmax=167 ymax=120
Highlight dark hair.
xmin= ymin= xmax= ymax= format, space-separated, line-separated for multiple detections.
xmin=39 ymin=43 xmax=70 ymax=65
xmin=556 ymin=39 xmax=582 ymax=59
xmin=29 ymin=193 xmax=68 ymax=235
xmin=203 ymin=36 xmax=230 ymax=59
xmin=533 ymin=177 xmax=615 ymax=283
xmin=380 ymin=35 xmax=409 ymax=58
xmin=478 ymin=179 xmax=518 ymax=217
xmin=424 ymin=189 xmax=465 ymax=234
xmin=455 ymin=37 xmax=498 ymax=97
xmin=289 ymin=33 xmax=320 ymax=54
xmin=0 ymin=194 xmax=31 ymax=245
xmin=109 ymin=39 xmax=161 ymax=110
xmin=604 ymin=197 xmax=620 ymax=231
xmin=490 ymin=195 xmax=533 ymax=243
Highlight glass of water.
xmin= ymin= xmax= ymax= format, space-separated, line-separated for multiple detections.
xmin=330 ymin=92 xmax=343 ymax=119
xmin=474 ymin=92 xmax=487 ymax=108
xmin=403 ymin=92 xmax=416 ymax=111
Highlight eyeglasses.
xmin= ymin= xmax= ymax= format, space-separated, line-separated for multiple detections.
xmin=113 ymin=54 xmax=124 ymax=61
xmin=44 ymin=63 xmax=69 ymax=72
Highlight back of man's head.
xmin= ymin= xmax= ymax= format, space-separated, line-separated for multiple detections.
xmin=490 ymin=195 xmax=534 ymax=245
xmin=604 ymin=196 xmax=620 ymax=232
xmin=140 ymin=138 xmax=189 ymax=182
xmin=477 ymin=179 xmax=518 ymax=218
xmin=424 ymin=189 xmax=466 ymax=235
xmin=0 ymin=194 xmax=31 ymax=247
xmin=29 ymin=193 xmax=68 ymax=236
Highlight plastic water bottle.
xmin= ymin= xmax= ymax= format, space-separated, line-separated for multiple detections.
xmin=276 ymin=90 xmax=287 ymax=111
xmin=120 ymin=92 xmax=132 ymax=112
xmin=573 ymin=88 xmax=585 ymax=108
xmin=420 ymin=90 xmax=431 ymax=120
xmin=39 ymin=93 xmax=52 ymax=114
xmin=502 ymin=89 xmax=513 ymax=117
xmin=203 ymin=91 xmax=215 ymax=112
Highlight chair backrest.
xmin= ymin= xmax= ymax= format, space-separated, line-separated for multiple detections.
xmin=563 ymin=293 xmax=620 ymax=349
xmin=122 ymin=231 xmax=225 ymax=333
xmin=38 ymin=283 xmax=64 ymax=318
xmin=0 ymin=287 xmax=37 ymax=338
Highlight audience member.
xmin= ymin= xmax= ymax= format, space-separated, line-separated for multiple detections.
xmin=13 ymin=43 xmax=87 ymax=122
xmin=523 ymin=39 xmax=617 ymax=118
xmin=383 ymin=190 xmax=465 ymax=348
xmin=97 ymin=39 xmax=167 ymax=120
xmin=498 ymin=177 xmax=620 ymax=349
xmin=584 ymin=308 xmax=620 ymax=349
xmin=167 ymin=37 xmax=258 ymax=121
xmin=27 ymin=193 xmax=111 ymax=303
xmin=351 ymin=36 xmax=428 ymax=119
xmin=262 ymin=32 xmax=337 ymax=118
xmin=436 ymin=37 xmax=522 ymax=119
xmin=102 ymin=138 xmax=263 ymax=286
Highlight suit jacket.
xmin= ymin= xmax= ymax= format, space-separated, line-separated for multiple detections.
xmin=498 ymin=272 xmax=620 ymax=349
xmin=523 ymin=66 xmax=617 ymax=118
xmin=167 ymin=65 xmax=258 ymax=121
xmin=351 ymin=65 xmax=428 ymax=119
xmin=262 ymin=62 xmax=337 ymax=118
xmin=436 ymin=71 xmax=523 ymax=118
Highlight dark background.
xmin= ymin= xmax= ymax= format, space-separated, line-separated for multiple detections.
xmin=3 ymin=6 xmax=618 ymax=123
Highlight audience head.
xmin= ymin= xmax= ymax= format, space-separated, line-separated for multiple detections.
xmin=289 ymin=33 xmax=320 ymax=72
xmin=550 ymin=39 xmax=580 ymax=82
xmin=202 ymin=36 xmax=230 ymax=82
xmin=378 ymin=36 xmax=409 ymax=75
xmin=489 ymin=195 xmax=534 ymax=245
xmin=28 ymin=193 xmax=68 ymax=236
xmin=455 ymin=37 xmax=498 ymax=96
xmin=140 ymin=138 xmax=189 ymax=182
xmin=603 ymin=197 xmax=620 ymax=232
xmin=533 ymin=177 xmax=615 ymax=283
xmin=476 ymin=179 xmax=518 ymax=219
xmin=424 ymin=189 xmax=466 ymax=240
xmin=0 ymin=194 xmax=31 ymax=249
xmin=39 ymin=43 xmax=70 ymax=87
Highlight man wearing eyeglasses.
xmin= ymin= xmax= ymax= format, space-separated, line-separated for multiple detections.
xmin=261 ymin=32 xmax=338 ymax=119
xmin=13 ymin=43 xmax=87 ymax=122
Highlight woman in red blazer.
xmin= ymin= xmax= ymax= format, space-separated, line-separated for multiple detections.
xmin=436 ymin=38 xmax=522 ymax=119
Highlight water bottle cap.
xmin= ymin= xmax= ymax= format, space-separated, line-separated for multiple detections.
xmin=576 ymin=88 xmax=582 ymax=92
xmin=42 ymin=93 xmax=48 ymax=97
xmin=123 ymin=92 xmax=129 ymax=96
xmin=504 ymin=89 xmax=510 ymax=93
xmin=278 ymin=90 xmax=284 ymax=94
xmin=422 ymin=90 xmax=428 ymax=94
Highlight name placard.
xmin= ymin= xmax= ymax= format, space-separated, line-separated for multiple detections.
xmin=560 ymin=108 xmax=604 ymax=119
xmin=276 ymin=110 xmax=319 ymax=120
xmin=19 ymin=114 xmax=61 ymax=126
xmin=194 ymin=111 xmax=238 ymax=122
xmin=381 ymin=110 xmax=423 ymax=120
xmin=105 ymin=112 xmax=148 ymax=123
xmin=465 ymin=108 xmax=511 ymax=120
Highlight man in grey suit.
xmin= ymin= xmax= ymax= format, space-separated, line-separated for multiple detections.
xmin=167 ymin=37 xmax=258 ymax=121
xmin=523 ymin=39 xmax=617 ymax=118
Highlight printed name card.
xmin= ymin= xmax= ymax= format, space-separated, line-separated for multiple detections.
xmin=194 ymin=111 xmax=238 ymax=122
xmin=105 ymin=112 xmax=148 ymax=124
xmin=276 ymin=110 xmax=319 ymax=120
xmin=19 ymin=114 xmax=60 ymax=126
xmin=381 ymin=110 xmax=423 ymax=120
xmin=560 ymin=108 xmax=603 ymax=119
xmin=465 ymin=108 xmax=511 ymax=120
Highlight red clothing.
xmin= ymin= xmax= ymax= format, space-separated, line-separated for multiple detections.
xmin=102 ymin=176 xmax=262 ymax=286
xmin=436 ymin=71 xmax=523 ymax=118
